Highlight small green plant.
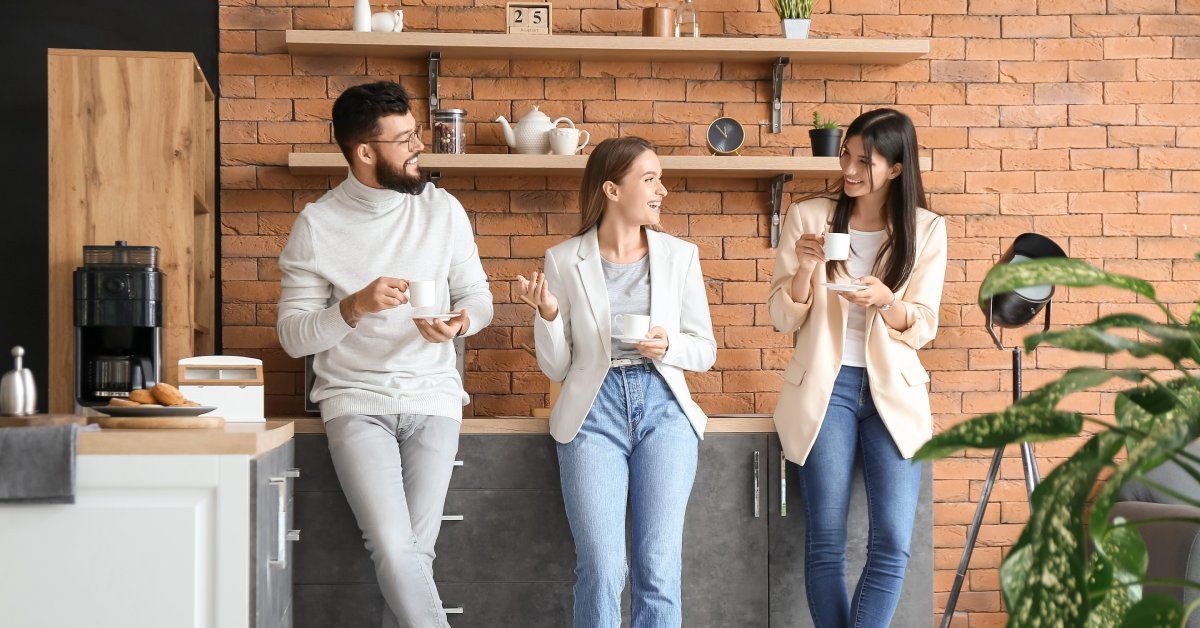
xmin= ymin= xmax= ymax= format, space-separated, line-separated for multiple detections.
xmin=771 ymin=0 xmax=813 ymax=20
xmin=812 ymin=112 xmax=839 ymax=129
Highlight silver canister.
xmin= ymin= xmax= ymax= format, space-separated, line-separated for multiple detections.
xmin=0 ymin=346 xmax=37 ymax=416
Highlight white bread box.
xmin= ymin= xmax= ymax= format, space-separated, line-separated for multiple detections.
xmin=178 ymin=356 xmax=264 ymax=422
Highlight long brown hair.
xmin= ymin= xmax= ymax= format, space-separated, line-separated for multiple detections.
xmin=575 ymin=136 xmax=662 ymax=236
xmin=825 ymin=108 xmax=930 ymax=291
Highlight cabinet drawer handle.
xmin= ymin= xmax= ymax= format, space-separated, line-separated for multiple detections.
xmin=753 ymin=451 xmax=761 ymax=518
xmin=453 ymin=460 xmax=464 ymax=467
xmin=284 ymin=468 xmax=300 ymax=478
xmin=444 ymin=607 xmax=464 ymax=614
xmin=268 ymin=478 xmax=289 ymax=567
xmin=442 ymin=514 xmax=465 ymax=522
xmin=780 ymin=450 xmax=788 ymax=518
xmin=286 ymin=530 xmax=301 ymax=542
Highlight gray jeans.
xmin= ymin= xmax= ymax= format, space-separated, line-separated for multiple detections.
xmin=326 ymin=413 xmax=461 ymax=628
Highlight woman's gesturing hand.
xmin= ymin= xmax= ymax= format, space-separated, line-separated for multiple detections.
xmin=516 ymin=271 xmax=560 ymax=321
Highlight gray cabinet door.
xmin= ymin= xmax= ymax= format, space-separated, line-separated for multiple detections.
xmin=679 ymin=434 xmax=771 ymax=628
xmin=292 ymin=488 xmax=574 ymax=583
xmin=767 ymin=439 xmax=933 ymax=627
xmin=294 ymin=582 xmax=574 ymax=628
xmin=252 ymin=440 xmax=295 ymax=628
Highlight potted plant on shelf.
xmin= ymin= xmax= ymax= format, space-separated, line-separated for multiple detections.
xmin=916 ymin=253 xmax=1200 ymax=626
xmin=809 ymin=112 xmax=842 ymax=157
xmin=772 ymin=0 xmax=813 ymax=39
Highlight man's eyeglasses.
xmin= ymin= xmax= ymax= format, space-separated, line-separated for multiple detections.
xmin=366 ymin=124 xmax=424 ymax=150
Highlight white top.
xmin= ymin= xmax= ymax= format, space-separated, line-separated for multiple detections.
xmin=275 ymin=171 xmax=494 ymax=422
xmin=841 ymin=228 xmax=888 ymax=368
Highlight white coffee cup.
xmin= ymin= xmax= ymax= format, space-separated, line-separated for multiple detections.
xmin=823 ymin=232 xmax=850 ymax=261
xmin=407 ymin=280 xmax=436 ymax=311
xmin=549 ymin=127 xmax=591 ymax=156
xmin=613 ymin=314 xmax=651 ymax=339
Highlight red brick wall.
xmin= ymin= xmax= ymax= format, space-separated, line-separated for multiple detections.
xmin=217 ymin=1 xmax=1200 ymax=624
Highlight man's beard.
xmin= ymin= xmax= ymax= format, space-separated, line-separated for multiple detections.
xmin=375 ymin=154 xmax=425 ymax=195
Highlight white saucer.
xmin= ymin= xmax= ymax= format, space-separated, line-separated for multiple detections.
xmin=612 ymin=334 xmax=650 ymax=344
xmin=412 ymin=312 xmax=458 ymax=321
xmin=821 ymin=283 xmax=867 ymax=292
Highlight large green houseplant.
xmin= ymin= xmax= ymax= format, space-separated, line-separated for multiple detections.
xmin=915 ymin=253 xmax=1200 ymax=627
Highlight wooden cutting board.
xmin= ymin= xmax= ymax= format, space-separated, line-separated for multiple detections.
xmin=91 ymin=416 xmax=226 ymax=430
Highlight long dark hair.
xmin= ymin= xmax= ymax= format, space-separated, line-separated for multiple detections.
xmin=825 ymin=108 xmax=928 ymax=291
xmin=576 ymin=136 xmax=661 ymax=236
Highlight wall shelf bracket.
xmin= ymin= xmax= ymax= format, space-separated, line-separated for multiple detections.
xmin=771 ymin=57 xmax=790 ymax=134
xmin=769 ymin=173 xmax=793 ymax=248
xmin=428 ymin=52 xmax=441 ymax=130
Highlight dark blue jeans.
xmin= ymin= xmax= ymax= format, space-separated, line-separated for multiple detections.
xmin=797 ymin=366 xmax=924 ymax=628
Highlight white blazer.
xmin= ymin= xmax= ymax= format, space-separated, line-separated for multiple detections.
xmin=534 ymin=227 xmax=717 ymax=443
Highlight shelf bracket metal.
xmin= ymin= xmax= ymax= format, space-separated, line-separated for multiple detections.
xmin=770 ymin=57 xmax=789 ymax=134
xmin=769 ymin=173 xmax=793 ymax=248
xmin=426 ymin=171 xmax=442 ymax=187
xmin=428 ymin=52 xmax=441 ymax=132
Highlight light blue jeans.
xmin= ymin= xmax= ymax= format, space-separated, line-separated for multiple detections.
xmin=798 ymin=365 xmax=924 ymax=628
xmin=557 ymin=362 xmax=699 ymax=628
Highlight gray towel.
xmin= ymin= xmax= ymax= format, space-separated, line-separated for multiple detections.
xmin=0 ymin=423 xmax=96 ymax=504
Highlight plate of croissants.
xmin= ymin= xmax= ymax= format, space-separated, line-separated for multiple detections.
xmin=95 ymin=383 xmax=216 ymax=417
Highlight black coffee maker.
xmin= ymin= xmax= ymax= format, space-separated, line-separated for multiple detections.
xmin=74 ymin=241 xmax=164 ymax=408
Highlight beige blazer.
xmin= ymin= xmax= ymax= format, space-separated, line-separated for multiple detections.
xmin=769 ymin=198 xmax=948 ymax=465
xmin=534 ymin=228 xmax=717 ymax=443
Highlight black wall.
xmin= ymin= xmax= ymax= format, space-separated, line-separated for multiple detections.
xmin=1 ymin=2 xmax=219 ymax=410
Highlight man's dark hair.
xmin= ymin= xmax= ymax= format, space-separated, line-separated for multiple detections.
xmin=331 ymin=81 xmax=412 ymax=161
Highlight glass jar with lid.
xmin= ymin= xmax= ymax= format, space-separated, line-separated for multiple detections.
xmin=432 ymin=109 xmax=467 ymax=154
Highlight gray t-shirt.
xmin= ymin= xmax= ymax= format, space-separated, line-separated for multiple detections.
xmin=602 ymin=255 xmax=651 ymax=360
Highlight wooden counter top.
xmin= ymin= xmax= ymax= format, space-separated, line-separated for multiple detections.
xmin=0 ymin=416 xmax=294 ymax=456
xmin=287 ymin=416 xmax=777 ymax=435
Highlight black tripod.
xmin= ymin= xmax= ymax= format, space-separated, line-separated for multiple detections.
xmin=939 ymin=300 xmax=1051 ymax=627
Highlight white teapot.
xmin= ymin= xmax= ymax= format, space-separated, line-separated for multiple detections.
xmin=371 ymin=8 xmax=403 ymax=32
xmin=496 ymin=105 xmax=576 ymax=155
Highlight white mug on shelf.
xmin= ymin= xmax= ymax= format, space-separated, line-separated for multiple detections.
xmin=549 ymin=127 xmax=590 ymax=156
xmin=407 ymin=280 xmax=436 ymax=311
xmin=613 ymin=314 xmax=651 ymax=340
xmin=823 ymin=232 xmax=850 ymax=261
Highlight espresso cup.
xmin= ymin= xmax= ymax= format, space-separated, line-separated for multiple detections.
xmin=823 ymin=232 xmax=850 ymax=261
xmin=549 ymin=127 xmax=590 ymax=156
xmin=613 ymin=314 xmax=651 ymax=339
xmin=407 ymin=280 xmax=436 ymax=311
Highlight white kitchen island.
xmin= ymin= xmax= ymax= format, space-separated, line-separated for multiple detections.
xmin=0 ymin=417 xmax=295 ymax=628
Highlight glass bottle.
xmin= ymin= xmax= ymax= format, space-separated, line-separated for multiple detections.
xmin=675 ymin=0 xmax=699 ymax=37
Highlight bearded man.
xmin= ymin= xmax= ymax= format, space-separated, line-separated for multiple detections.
xmin=276 ymin=81 xmax=492 ymax=628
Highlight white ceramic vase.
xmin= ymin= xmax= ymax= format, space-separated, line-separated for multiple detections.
xmin=781 ymin=18 xmax=811 ymax=39
xmin=353 ymin=0 xmax=372 ymax=32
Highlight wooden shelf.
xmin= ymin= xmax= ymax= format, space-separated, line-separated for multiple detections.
xmin=285 ymin=31 xmax=929 ymax=65
xmin=288 ymin=152 xmax=931 ymax=178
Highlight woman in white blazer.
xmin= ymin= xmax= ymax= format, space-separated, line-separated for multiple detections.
xmin=768 ymin=109 xmax=947 ymax=628
xmin=516 ymin=136 xmax=716 ymax=628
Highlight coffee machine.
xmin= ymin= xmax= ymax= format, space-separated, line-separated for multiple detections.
xmin=74 ymin=241 xmax=164 ymax=409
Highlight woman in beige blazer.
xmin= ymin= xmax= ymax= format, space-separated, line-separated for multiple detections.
xmin=768 ymin=108 xmax=947 ymax=628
